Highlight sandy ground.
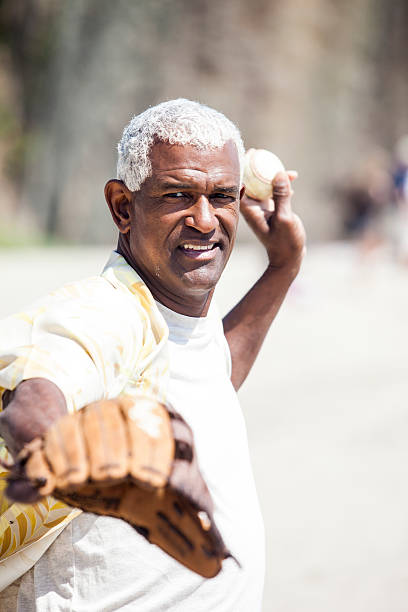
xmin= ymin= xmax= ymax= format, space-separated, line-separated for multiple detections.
xmin=0 ymin=242 xmax=407 ymax=611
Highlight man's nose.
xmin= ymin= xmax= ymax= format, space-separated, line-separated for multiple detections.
xmin=184 ymin=195 xmax=217 ymax=233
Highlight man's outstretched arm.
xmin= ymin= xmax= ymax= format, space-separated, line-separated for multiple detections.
xmin=223 ymin=171 xmax=306 ymax=390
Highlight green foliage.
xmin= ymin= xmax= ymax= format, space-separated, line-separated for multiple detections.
xmin=0 ymin=224 xmax=42 ymax=248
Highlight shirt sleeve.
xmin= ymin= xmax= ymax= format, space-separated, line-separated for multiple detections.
xmin=0 ymin=274 xmax=152 ymax=582
xmin=0 ymin=278 xmax=144 ymax=413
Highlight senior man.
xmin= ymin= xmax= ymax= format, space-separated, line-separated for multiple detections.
xmin=0 ymin=99 xmax=305 ymax=611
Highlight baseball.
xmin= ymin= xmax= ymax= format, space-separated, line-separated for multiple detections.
xmin=243 ymin=148 xmax=285 ymax=200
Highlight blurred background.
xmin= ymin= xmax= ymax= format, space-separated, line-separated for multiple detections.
xmin=1 ymin=1 xmax=408 ymax=610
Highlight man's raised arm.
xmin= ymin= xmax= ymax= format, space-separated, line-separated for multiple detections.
xmin=223 ymin=171 xmax=306 ymax=390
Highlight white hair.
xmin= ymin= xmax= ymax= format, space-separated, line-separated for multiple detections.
xmin=117 ymin=98 xmax=245 ymax=191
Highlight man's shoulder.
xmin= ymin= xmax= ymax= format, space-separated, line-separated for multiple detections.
xmin=0 ymin=270 xmax=168 ymax=361
xmin=29 ymin=274 xmax=136 ymax=314
xmin=1 ymin=275 xmax=136 ymax=334
xmin=46 ymin=275 xmax=120 ymax=303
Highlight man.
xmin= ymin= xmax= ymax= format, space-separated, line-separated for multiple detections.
xmin=0 ymin=99 xmax=305 ymax=610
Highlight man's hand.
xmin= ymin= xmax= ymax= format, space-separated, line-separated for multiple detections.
xmin=240 ymin=170 xmax=306 ymax=275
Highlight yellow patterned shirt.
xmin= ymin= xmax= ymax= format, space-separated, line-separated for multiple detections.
xmin=0 ymin=251 xmax=169 ymax=589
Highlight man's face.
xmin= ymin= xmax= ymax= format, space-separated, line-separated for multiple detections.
xmin=126 ymin=140 xmax=241 ymax=310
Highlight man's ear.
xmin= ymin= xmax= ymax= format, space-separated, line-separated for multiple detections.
xmin=104 ymin=179 xmax=133 ymax=234
xmin=239 ymin=185 xmax=246 ymax=201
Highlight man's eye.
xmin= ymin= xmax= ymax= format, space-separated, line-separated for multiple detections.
xmin=165 ymin=192 xmax=185 ymax=198
xmin=211 ymin=193 xmax=234 ymax=201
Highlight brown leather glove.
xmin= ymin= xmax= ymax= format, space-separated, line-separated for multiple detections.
xmin=6 ymin=396 xmax=231 ymax=578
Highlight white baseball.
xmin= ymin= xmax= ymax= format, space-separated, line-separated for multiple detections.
xmin=243 ymin=148 xmax=285 ymax=200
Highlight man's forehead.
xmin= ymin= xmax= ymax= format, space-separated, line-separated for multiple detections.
xmin=148 ymin=140 xmax=240 ymax=177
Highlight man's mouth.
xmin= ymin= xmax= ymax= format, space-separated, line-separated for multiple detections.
xmin=181 ymin=243 xmax=217 ymax=252
xmin=177 ymin=242 xmax=221 ymax=259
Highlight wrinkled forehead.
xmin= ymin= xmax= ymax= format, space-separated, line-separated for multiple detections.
xmin=148 ymin=140 xmax=241 ymax=183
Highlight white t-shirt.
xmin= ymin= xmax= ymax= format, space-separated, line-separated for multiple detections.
xmin=2 ymin=291 xmax=265 ymax=611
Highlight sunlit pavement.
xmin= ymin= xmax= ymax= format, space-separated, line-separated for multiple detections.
xmin=1 ymin=242 xmax=407 ymax=612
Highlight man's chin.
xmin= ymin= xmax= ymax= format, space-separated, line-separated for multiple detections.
xmin=177 ymin=266 xmax=223 ymax=294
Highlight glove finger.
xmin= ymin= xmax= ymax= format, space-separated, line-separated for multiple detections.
xmin=120 ymin=397 xmax=174 ymax=488
xmin=169 ymin=411 xmax=214 ymax=517
xmin=82 ymin=400 xmax=128 ymax=482
xmin=163 ymin=489 xmax=228 ymax=578
xmin=119 ymin=484 xmax=227 ymax=578
xmin=55 ymin=483 xmax=127 ymax=517
xmin=25 ymin=443 xmax=56 ymax=497
xmin=44 ymin=411 xmax=89 ymax=489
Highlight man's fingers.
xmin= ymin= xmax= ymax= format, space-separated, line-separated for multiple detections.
xmin=240 ymin=195 xmax=271 ymax=233
xmin=240 ymin=167 xmax=298 ymax=234
xmin=272 ymin=171 xmax=293 ymax=217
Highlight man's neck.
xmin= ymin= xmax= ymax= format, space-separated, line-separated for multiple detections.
xmin=116 ymin=241 xmax=213 ymax=317
xmin=151 ymin=288 xmax=213 ymax=318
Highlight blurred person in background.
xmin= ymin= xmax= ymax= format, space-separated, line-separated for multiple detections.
xmin=339 ymin=148 xmax=393 ymax=259
xmin=391 ymin=134 xmax=408 ymax=265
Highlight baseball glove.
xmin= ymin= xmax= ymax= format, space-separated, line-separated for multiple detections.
xmin=5 ymin=396 xmax=232 ymax=578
